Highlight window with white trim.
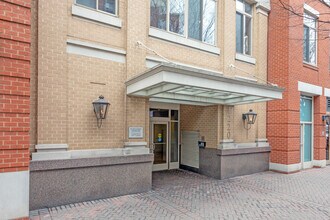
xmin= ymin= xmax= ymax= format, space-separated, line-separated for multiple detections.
xmin=76 ymin=0 xmax=117 ymax=15
xmin=303 ymin=12 xmax=317 ymax=65
xmin=150 ymin=0 xmax=216 ymax=45
xmin=236 ymin=0 xmax=252 ymax=56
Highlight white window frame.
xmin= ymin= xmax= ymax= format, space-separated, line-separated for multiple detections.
xmin=150 ymin=0 xmax=218 ymax=46
xmin=303 ymin=11 xmax=318 ymax=66
xmin=75 ymin=0 xmax=118 ymax=17
xmin=236 ymin=0 xmax=253 ymax=57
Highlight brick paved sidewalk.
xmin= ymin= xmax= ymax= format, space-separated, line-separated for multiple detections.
xmin=30 ymin=167 xmax=330 ymax=220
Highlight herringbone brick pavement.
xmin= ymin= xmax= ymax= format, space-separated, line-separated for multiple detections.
xmin=30 ymin=167 xmax=330 ymax=219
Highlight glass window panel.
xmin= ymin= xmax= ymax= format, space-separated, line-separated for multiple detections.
xmin=169 ymin=0 xmax=185 ymax=35
xmin=236 ymin=0 xmax=244 ymax=11
xmin=245 ymin=16 xmax=252 ymax=55
xmin=309 ymin=28 xmax=316 ymax=64
xmin=188 ymin=0 xmax=202 ymax=41
xmin=150 ymin=0 xmax=167 ymax=30
xmin=150 ymin=108 xmax=169 ymax=118
xmin=303 ymin=26 xmax=309 ymax=62
xmin=170 ymin=122 xmax=179 ymax=162
xmin=202 ymin=0 xmax=216 ymax=44
xmin=171 ymin=110 xmax=178 ymax=120
xmin=300 ymin=97 xmax=312 ymax=122
xmin=236 ymin=13 xmax=243 ymax=53
xmin=304 ymin=13 xmax=316 ymax=28
xmin=304 ymin=124 xmax=312 ymax=162
xmin=76 ymin=0 xmax=96 ymax=9
xmin=244 ymin=2 xmax=252 ymax=14
xmin=98 ymin=0 xmax=116 ymax=14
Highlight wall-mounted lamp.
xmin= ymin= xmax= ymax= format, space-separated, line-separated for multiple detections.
xmin=92 ymin=95 xmax=110 ymax=128
xmin=242 ymin=109 xmax=257 ymax=129
xmin=322 ymin=114 xmax=330 ymax=125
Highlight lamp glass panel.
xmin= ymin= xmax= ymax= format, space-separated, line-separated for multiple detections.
xmin=94 ymin=103 xmax=101 ymax=119
xmin=247 ymin=114 xmax=254 ymax=124
xmin=100 ymin=104 xmax=108 ymax=119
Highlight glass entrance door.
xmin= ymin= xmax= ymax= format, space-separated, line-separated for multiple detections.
xmin=150 ymin=107 xmax=180 ymax=171
xmin=300 ymin=96 xmax=313 ymax=169
xmin=326 ymin=123 xmax=330 ymax=164
xmin=152 ymin=122 xmax=168 ymax=171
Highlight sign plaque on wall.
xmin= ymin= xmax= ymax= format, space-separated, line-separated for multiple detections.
xmin=128 ymin=127 xmax=144 ymax=139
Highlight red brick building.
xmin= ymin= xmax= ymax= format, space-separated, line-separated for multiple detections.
xmin=0 ymin=0 xmax=31 ymax=218
xmin=268 ymin=0 xmax=330 ymax=172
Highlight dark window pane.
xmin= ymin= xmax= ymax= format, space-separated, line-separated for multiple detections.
xmin=98 ymin=0 xmax=116 ymax=14
xmin=245 ymin=16 xmax=252 ymax=55
xmin=77 ymin=0 xmax=96 ymax=9
xmin=303 ymin=26 xmax=309 ymax=62
xmin=171 ymin=110 xmax=178 ymax=120
xmin=236 ymin=12 xmax=243 ymax=53
xmin=244 ymin=2 xmax=252 ymax=14
xmin=150 ymin=108 xmax=169 ymax=118
xmin=169 ymin=0 xmax=185 ymax=35
xmin=150 ymin=0 xmax=167 ymax=30
xmin=170 ymin=122 xmax=179 ymax=162
xmin=188 ymin=0 xmax=202 ymax=41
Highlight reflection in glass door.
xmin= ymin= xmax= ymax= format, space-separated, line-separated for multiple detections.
xmin=170 ymin=109 xmax=179 ymax=169
xmin=152 ymin=122 xmax=168 ymax=171
xmin=326 ymin=123 xmax=330 ymax=164
xmin=300 ymin=96 xmax=313 ymax=169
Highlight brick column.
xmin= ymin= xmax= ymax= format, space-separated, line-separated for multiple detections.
xmin=314 ymin=95 xmax=326 ymax=164
xmin=0 ymin=0 xmax=31 ymax=219
xmin=125 ymin=0 xmax=149 ymax=143
xmin=219 ymin=105 xmax=235 ymax=149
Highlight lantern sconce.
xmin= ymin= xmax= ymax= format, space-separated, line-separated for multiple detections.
xmin=92 ymin=95 xmax=110 ymax=128
xmin=322 ymin=114 xmax=330 ymax=125
xmin=242 ymin=109 xmax=257 ymax=130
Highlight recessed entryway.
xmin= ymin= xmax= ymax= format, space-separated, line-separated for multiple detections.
xmin=150 ymin=102 xmax=179 ymax=171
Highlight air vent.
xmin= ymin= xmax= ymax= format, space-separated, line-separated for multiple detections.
xmin=327 ymin=98 xmax=330 ymax=112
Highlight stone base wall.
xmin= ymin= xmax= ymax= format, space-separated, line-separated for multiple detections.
xmin=30 ymin=154 xmax=153 ymax=210
xmin=199 ymin=147 xmax=270 ymax=180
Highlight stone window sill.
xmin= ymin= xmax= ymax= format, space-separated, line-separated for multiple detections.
xmin=235 ymin=53 xmax=256 ymax=65
xmin=303 ymin=62 xmax=319 ymax=71
xmin=149 ymin=28 xmax=220 ymax=55
xmin=72 ymin=4 xmax=122 ymax=28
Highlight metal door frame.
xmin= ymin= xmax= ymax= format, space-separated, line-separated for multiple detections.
xmin=149 ymin=103 xmax=180 ymax=171
xmin=300 ymin=95 xmax=313 ymax=169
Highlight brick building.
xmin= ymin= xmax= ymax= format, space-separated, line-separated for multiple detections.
xmin=268 ymin=0 xmax=330 ymax=172
xmin=0 ymin=0 xmax=31 ymax=219
xmin=25 ymin=0 xmax=283 ymax=210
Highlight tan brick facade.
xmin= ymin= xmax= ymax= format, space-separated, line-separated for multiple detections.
xmin=30 ymin=0 xmax=270 ymax=152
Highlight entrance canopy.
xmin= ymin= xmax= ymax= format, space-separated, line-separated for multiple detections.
xmin=126 ymin=64 xmax=283 ymax=106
